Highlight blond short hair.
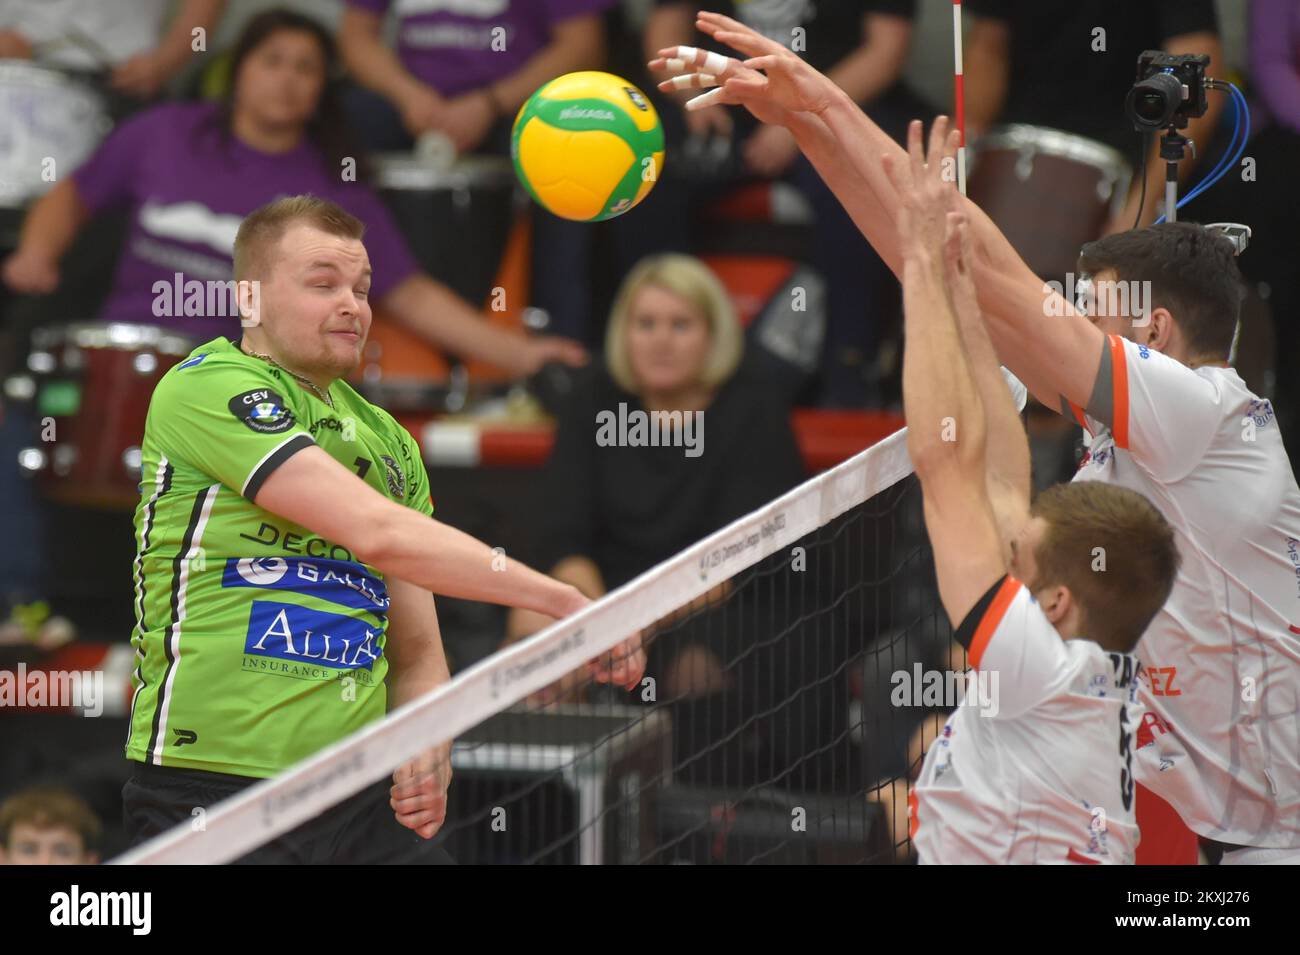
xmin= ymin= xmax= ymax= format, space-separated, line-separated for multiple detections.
xmin=233 ymin=194 xmax=365 ymax=281
xmin=1031 ymin=480 xmax=1181 ymax=652
xmin=604 ymin=254 xmax=743 ymax=394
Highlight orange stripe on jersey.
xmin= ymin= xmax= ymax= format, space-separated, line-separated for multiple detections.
xmin=908 ymin=789 xmax=918 ymax=840
xmin=1067 ymin=399 xmax=1090 ymax=432
xmin=1108 ymin=334 xmax=1130 ymax=449
xmin=968 ymin=577 xmax=1022 ymax=670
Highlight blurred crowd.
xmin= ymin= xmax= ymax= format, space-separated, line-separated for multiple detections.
xmin=0 ymin=0 xmax=1295 ymax=862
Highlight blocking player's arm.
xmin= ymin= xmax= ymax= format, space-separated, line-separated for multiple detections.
xmin=892 ymin=124 xmax=1006 ymax=630
xmin=811 ymin=95 xmax=1107 ymax=412
xmin=676 ymin=13 xmax=1103 ymax=409
xmin=943 ymin=203 xmax=1031 ymax=557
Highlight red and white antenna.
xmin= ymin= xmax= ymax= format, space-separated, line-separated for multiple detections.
xmin=952 ymin=0 xmax=967 ymax=194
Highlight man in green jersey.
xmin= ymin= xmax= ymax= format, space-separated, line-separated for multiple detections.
xmin=122 ymin=195 xmax=645 ymax=863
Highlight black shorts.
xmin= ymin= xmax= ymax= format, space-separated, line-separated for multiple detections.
xmin=122 ymin=761 xmax=455 ymax=865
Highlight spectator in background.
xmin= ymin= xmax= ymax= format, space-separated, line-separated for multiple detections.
xmin=0 ymin=0 xmax=227 ymax=102
xmin=506 ymin=254 xmax=803 ymax=723
xmin=1 ymin=7 xmax=584 ymax=374
xmin=0 ymin=786 xmax=101 ymax=864
xmin=963 ymin=0 xmax=1225 ymax=234
xmin=643 ymin=1 xmax=927 ymax=407
xmin=338 ymin=0 xmax=616 ymax=344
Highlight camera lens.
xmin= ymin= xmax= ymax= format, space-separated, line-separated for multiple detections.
xmin=1126 ymin=72 xmax=1184 ymax=130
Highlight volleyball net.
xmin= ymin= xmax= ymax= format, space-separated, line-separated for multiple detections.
xmin=114 ymin=427 xmax=963 ymax=864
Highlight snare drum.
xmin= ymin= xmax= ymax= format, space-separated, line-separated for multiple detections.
xmin=0 ymin=62 xmax=112 ymax=209
xmin=968 ymin=125 xmax=1132 ymax=280
xmin=14 ymin=322 xmax=194 ymax=508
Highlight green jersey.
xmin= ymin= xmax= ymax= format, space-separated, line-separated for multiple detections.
xmin=127 ymin=337 xmax=434 ymax=778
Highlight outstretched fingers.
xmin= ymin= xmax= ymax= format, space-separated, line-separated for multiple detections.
xmin=696 ymin=11 xmax=789 ymax=57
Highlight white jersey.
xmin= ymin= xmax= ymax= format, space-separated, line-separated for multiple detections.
xmin=1072 ymin=334 xmax=1300 ymax=848
xmin=912 ymin=576 xmax=1141 ymax=865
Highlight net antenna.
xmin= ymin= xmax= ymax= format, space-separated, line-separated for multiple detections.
xmin=953 ymin=0 xmax=967 ymax=195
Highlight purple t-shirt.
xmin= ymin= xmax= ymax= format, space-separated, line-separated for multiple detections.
xmin=1250 ymin=0 xmax=1300 ymax=134
xmin=71 ymin=102 xmax=420 ymax=340
xmin=347 ymin=0 xmax=616 ymax=97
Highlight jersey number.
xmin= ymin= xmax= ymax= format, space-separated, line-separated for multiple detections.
xmin=354 ymin=457 xmax=371 ymax=479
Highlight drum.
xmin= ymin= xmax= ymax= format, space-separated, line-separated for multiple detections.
xmin=12 ymin=322 xmax=195 ymax=508
xmin=0 ymin=62 xmax=111 ymax=210
xmin=967 ymin=125 xmax=1132 ymax=280
xmin=373 ymin=152 xmax=519 ymax=309
xmin=362 ymin=154 xmax=532 ymax=406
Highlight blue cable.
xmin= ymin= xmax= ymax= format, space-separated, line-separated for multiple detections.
xmin=1154 ymin=81 xmax=1249 ymax=224
xmin=1179 ymin=83 xmax=1249 ymax=203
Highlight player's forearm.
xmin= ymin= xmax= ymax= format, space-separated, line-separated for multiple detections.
xmin=902 ymin=255 xmax=985 ymax=478
xmin=383 ymin=275 xmax=531 ymax=376
xmin=506 ymin=555 xmax=605 ymax=643
xmin=806 ymin=88 xmax=908 ymax=274
xmin=388 ymin=627 xmax=451 ymax=706
xmin=952 ymin=289 xmax=1031 ymax=503
xmin=363 ymin=507 xmax=584 ymax=619
xmin=814 ymin=89 xmax=1044 ymax=327
xmin=388 ymin=640 xmax=451 ymax=709
xmin=799 ymin=85 xmax=1075 ymax=409
xmin=487 ymin=19 xmax=605 ymax=114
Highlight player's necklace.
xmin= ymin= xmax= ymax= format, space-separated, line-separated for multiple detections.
xmin=245 ymin=349 xmax=334 ymax=408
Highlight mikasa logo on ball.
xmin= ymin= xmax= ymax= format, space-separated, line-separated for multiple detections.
xmin=559 ymin=106 xmax=615 ymax=122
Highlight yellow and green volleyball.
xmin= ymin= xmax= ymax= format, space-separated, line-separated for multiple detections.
xmin=511 ymin=71 xmax=665 ymax=222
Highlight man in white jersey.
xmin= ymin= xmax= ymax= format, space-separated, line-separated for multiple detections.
xmin=886 ymin=117 xmax=1179 ymax=864
xmin=651 ymin=12 xmax=1300 ymax=862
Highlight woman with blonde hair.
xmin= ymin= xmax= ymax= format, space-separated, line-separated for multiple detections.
xmin=507 ymin=254 xmax=803 ymax=754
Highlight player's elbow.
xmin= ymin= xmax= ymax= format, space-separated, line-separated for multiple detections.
xmin=907 ymin=420 xmax=986 ymax=483
xmin=908 ymin=438 xmax=974 ymax=483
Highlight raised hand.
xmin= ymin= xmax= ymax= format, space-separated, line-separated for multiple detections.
xmin=943 ymin=201 xmax=981 ymax=327
xmin=696 ymin=10 xmax=839 ymax=115
xmin=648 ymin=12 xmax=840 ymax=128
xmin=880 ymin=117 xmax=962 ymax=262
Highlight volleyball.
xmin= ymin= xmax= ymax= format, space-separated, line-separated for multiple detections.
xmin=511 ymin=71 xmax=665 ymax=222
